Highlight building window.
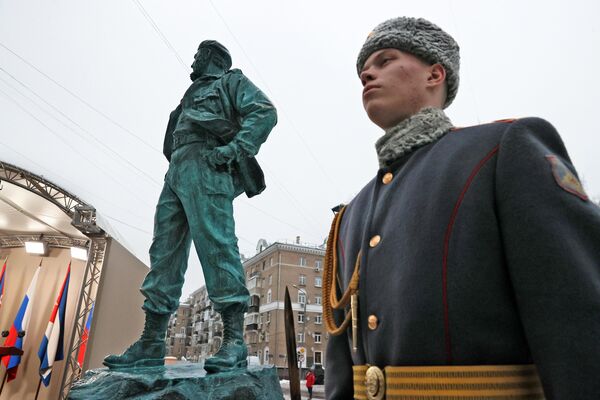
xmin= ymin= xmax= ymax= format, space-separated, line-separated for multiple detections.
xmin=270 ymin=257 xmax=273 ymax=266
xmin=315 ymin=260 xmax=322 ymax=270
xmin=298 ymin=312 xmax=305 ymax=324
xmin=262 ymin=261 xmax=266 ymax=270
xmin=299 ymin=275 xmax=306 ymax=285
xmin=298 ymin=332 xmax=305 ymax=343
xmin=266 ymin=312 xmax=271 ymax=323
xmin=267 ymin=289 xmax=272 ymax=303
xmin=299 ymin=257 xmax=307 ymax=266
xmin=268 ymin=274 xmax=272 ymax=286
xmin=298 ymin=292 xmax=306 ymax=305
xmin=315 ymin=314 xmax=322 ymax=324
xmin=265 ymin=332 xmax=270 ymax=342
xmin=314 ymin=332 xmax=322 ymax=343
xmin=315 ymin=277 xmax=322 ymax=287
xmin=314 ymin=351 xmax=322 ymax=364
xmin=315 ymin=295 xmax=321 ymax=305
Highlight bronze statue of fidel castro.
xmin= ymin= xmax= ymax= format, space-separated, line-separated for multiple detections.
xmin=103 ymin=40 xmax=277 ymax=373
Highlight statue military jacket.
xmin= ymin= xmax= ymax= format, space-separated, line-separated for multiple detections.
xmin=325 ymin=118 xmax=600 ymax=399
xmin=162 ymin=69 xmax=277 ymax=198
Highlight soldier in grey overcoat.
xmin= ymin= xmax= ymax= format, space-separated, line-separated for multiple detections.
xmin=324 ymin=17 xmax=600 ymax=400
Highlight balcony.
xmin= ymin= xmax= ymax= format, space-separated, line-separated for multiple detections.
xmin=245 ymin=323 xmax=259 ymax=331
xmin=247 ymin=275 xmax=262 ymax=296
xmin=244 ymin=312 xmax=260 ymax=332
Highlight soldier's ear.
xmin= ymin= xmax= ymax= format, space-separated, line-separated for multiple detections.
xmin=427 ymin=63 xmax=446 ymax=88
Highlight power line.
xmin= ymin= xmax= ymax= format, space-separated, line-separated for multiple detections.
xmin=262 ymin=164 xmax=323 ymax=232
xmin=0 ymin=86 xmax=157 ymax=209
xmin=207 ymin=0 xmax=342 ymax=197
xmin=130 ymin=0 xmax=188 ymax=72
xmin=0 ymin=138 xmax=148 ymax=221
xmin=0 ymin=42 xmax=163 ymax=155
xmin=102 ymin=214 xmax=153 ymax=236
xmin=0 ymin=80 xmax=322 ymax=245
xmin=237 ymin=198 xmax=319 ymax=241
xmin=0 ymin=77 xmax=323 ymax=246
xmin=0 ymin=67 xmax=163 ymax=189
xmin=101 ymin=215 xmax=256 ymax=251
xmin=125 ymin=4 xmax=327 ymax=242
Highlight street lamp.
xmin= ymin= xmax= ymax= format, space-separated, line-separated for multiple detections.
xmin=292 ymin=284 xmax=307 ymax=376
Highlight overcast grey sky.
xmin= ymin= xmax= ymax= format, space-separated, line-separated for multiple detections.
xmin=1 ymin=0 xmax=599 ymax=299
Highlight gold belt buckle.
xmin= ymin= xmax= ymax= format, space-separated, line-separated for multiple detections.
xmin=365 ymin=366 xmax=385 ymax=400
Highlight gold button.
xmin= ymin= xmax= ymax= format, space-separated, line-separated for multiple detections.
xmin=368 ymin=314 xmax=378 ymax=330
xmin=382 ymin=172 xmax=393 ymax=185
xmin=369 ymin=235 xmax=381 ymax=247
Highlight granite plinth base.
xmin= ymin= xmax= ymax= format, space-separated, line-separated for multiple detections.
xmin=68 ymin=363 xmax=284 ymax=400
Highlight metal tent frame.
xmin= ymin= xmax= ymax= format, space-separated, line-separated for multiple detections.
xmin=0 ymin=161 xmax=107 ymax=399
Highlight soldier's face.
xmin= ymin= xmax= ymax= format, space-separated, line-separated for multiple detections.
xmin=360 ymin=49 xmax=433 ymax=129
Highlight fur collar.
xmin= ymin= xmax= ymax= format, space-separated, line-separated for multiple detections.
xmin=375 ymin=107 xmax=453 ymax=168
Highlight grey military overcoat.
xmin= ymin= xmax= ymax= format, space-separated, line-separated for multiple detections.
xmin=325 ymin=118 xmax=600 ymax=399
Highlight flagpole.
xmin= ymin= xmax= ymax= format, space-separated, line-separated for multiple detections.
xmin=34 ymin=377 xmax=42 ymax=400
xmin=0 ymin=370 xmax=7 ymax=396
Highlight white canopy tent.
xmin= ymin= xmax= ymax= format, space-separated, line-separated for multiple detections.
xmin=0 ymin=161 xmax=147 ymax=400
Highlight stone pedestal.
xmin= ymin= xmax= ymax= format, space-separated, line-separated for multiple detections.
xmin=68 ymin=363 xmax=284 ymax=400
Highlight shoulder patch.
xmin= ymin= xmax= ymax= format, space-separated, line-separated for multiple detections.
xmin=545 ymin=155 xmax=588 ymax=201
xmin=493 ymin=118 xmax=518 ymax=123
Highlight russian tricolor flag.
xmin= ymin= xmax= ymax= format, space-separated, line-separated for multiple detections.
xmin=2 ymin=264 xmax=41 ymax=382
xmin=0 ymin=258 xmax=6 ymax=308
xmin=77 ymin=302 xmax=94 ymax=369
xmin=38 ymin=263 xmax=70 ymax=387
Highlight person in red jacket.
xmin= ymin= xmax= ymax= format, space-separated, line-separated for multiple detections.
xmin=305 ymin=370 xmax=315 ymax=399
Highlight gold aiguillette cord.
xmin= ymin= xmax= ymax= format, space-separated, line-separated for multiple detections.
xmin=322 ymin=205 xmax=361 ymax=352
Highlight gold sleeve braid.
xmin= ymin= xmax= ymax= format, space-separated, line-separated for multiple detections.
xmin=323 ymin=205 xmax=361 ymax=336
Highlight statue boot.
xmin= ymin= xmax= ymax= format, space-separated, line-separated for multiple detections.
xmin=103 ymin=310 xmax=169 ymax=369
xmin=204 ymin=304 xmax=248 ymax=373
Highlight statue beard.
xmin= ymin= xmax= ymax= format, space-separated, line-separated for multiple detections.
xmin=190 ymin=59 xmax=208 ymax=81
xmin=190 ymin=70 xmax=202 ymax=81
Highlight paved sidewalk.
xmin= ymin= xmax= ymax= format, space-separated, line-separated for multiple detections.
xmin=280 ymin=380 xmax=325 ymax=399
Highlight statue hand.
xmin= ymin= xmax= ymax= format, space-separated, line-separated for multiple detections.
xmin=207 ymin=145 xmax=236 ymax=168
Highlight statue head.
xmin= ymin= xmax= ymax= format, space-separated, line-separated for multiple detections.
xmin=190 ymin=40 xmax=232 ymax=81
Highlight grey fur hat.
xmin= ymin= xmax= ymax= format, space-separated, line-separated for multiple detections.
xmin=356 ymin=17 xmax=460 ymax=108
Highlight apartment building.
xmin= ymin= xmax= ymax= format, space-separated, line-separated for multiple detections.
xmin=166 ymin=286 xmax=224 ymax=362
xmin=166 ymin=302 xmax=192 ymax=359
xmin=166 ymin=238 xmax=328 ymax=376
xmin=244 ymin=239 xmax=327 ymax=376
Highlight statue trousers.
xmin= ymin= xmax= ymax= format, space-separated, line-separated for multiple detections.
xmin=140 ymin=141 xmax=249 ymax=315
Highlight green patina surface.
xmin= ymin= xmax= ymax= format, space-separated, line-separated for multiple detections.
xmin=69 ymin=363 xmax=284 ymax=400
xmin=104 ymin=40 xmax=277 ymax=374
xmin=141 ymin=39 xmax=277 ymax=317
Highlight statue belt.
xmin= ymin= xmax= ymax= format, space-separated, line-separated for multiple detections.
xmin=352 ymin=364 xmax=545 ymax=400
xmin=172 ymin=132 xmax=221 ymax=151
